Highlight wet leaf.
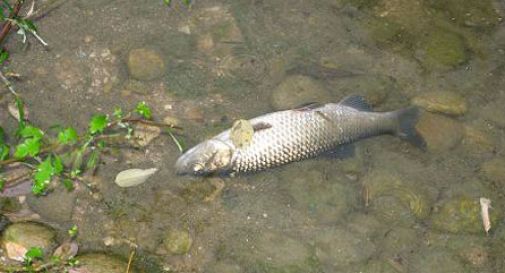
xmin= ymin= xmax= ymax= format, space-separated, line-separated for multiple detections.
xmin=88 ymin=114 xmax=108 ymax=134
xmin=61 ymin=178 xmax=74 ymax=191
xmin=68 ymin=225 xmax=78 ymax=238
xmin=135 ymin=101 xmax=152 ymax=119
xmin=113 ymin=106 xmax=123 ymax=119
xmin=24 ymin=246 xmax=43 ymax=264
xmin=33 ymin=157 xmax=54 ymax=195
xmin=85 ymin=149 xmax=100 ymax=171
xmin=57 ymin=127 xmax=78 ymax=145
xmin=230 ymin=119 xmax=254 ymax=148
xmin=53 ymin=241 xmax=78 ymax=260
xmin=14 ymin=97 xmax=26 ymax=129
xmin=19 ymin=125 xmax=43 ymax=139
xmin=14 ymin=137 xmax=41 ymax=159
xmin=0 ymin=49 xmax=8 ymax=65
xmin=0 ymin=143 xmax=9 ymax=160
xmin=53 ymin=155 xmax=64 ymax=175
xmin=114 ymin=168 xmax=158 ymax=188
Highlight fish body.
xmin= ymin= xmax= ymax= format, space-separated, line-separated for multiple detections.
xmin=175 ymin=95 xmax=424 ymax=176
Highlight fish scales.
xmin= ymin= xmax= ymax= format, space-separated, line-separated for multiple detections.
xmin=230 ymin=104 xmax=392 ymax=173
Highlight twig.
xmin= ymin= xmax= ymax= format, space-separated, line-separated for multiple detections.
xmin=26 ymin=0 xmax=69 ymax=21
xmin=0 ymin=69 xmax=18 ymax=96
xmin=120 ymin=117 xmax=183 ymax=130
xmin=0 ymin=0 xmax=24 ymax=46
xmin=126 ymin=247 xmax=136 ymax=273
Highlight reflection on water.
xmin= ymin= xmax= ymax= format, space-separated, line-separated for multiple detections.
xmin=1 ymin=0 xmax=505 ymax=272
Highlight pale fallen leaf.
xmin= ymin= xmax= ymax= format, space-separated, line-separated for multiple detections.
xmin=53 ymin=240 xmax=78 ymax=260
xmin=480 ymin=197 xmax=492 ymax=235
xmin=114 ymin=168 xmax=158 ymax=188
xmin=4 ymin=241 xmax=27 ymax=261
xmin=230 ymin=119 xmax=254 ymax=148
xmin=7 ymin=101 xmax=28 ymax=121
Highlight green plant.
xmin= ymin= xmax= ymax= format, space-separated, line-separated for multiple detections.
xmin=163 ymin=0 xmax=191 ymax=7
xmin=0 ymin=99 xmax=182 ymax=196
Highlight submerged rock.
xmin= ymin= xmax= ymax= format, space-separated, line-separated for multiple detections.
xmin=69 ymin=253 xmax=136 ymax=273
xmin=315 ymin=227 xmax=376 ymax=268
xmin=362 ymin=170 xmax=432 ymax=224
xmin=270 ymin=75 xmax=331 ymax=110
xmin=429 ymin=0 xmax=502 ymax=29
xmin=431 ymin=195 xmax=497 ymax=234
xmin=416 ymin=27 xmax=468 ymax=70
xmin=415 ymin=112 xmax=463 ymax=152
xmin=208 ymin=262 xmax=242 ymax=273
xmin=284 ymin=170 xmax=357 ymax=224
xmin=127 ymin=48 xmax=165 ymax=81
xmin=163 ymin=229 xmax=193 ymax=255
xmin=26 ymin=186 xmax=77 ymax=224
xmin=480 ymin=158 xmax=505 ymax=185
xmin=1 ymin=222 xmax=57 ymax=261
xmin=409 ymin=247 xmax=468 ymax=273
xmin=220 ymin=230 xmax=315 ymax=273
xmin=461 ymin=124 xmax=495 ymax=154
xmin=412 ymin=91 xmax=467 ymax=116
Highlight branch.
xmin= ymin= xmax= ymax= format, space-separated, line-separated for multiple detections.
xmin=0 ymin=0 xmax=25 ymax=46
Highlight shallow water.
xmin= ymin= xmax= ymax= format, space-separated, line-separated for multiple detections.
xmin=2 ymin=0 xmax=505 ymax=272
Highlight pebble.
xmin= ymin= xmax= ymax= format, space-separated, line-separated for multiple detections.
xmin=270 ymin=75 xmax=331 ymax=110
xmin=412 ymin=91 xmax=468 ymax=116
xmin=163 ymin=229 xmax=193 ymax=255
xmin=1 ymin=222 xmax=57 ymax=261
xmin=480 ymin=158 xmax=505 ymax=184
xmin=415 ymin=112 xmax=463 ymax=152
xmin=127 ymin=48 xmax=165 ymax=81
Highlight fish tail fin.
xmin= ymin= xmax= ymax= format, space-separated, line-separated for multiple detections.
xmin=392 ymin=106 xmax=426 ymax=149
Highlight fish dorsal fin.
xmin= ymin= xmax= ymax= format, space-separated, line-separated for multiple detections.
xmin=252 ymin=122 xmax=272 ymax=132
xmin=338 ymin=95 xmax=371 ymax=111
xmin=293 ymin=102 xmax=323 ymax=111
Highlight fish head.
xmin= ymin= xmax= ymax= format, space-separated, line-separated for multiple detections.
xmin=175 ymin=139 xmax=234 ymax=175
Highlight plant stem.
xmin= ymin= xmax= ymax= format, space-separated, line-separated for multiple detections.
xmin=0 ymin=0 xmax=24 ymax=46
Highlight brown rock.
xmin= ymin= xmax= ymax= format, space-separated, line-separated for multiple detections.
xmin=415 ymin=112 xmax=463 ymax=152
xmin=127 ymin=48 xmax=165 ymax=81
xmin=412 ymin=91 xmax=467 ymax=116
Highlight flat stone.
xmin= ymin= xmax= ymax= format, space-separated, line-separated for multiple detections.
xmin=270 ymin=75 xmax=331 ymax=110
xmin=127 ymin=48 xmax=165 ymax=81
xmin=412 ymin=91 xmax=468 ymax=116
xmin=415 ymin=112 xmax=463 ymax=152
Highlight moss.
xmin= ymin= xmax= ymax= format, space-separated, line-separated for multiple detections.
xmin=418 ymin=27 xmax=469 ymax=69
xmin=427 ymin=0 xmax=502 ymax=29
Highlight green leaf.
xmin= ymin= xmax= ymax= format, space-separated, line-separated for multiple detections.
xmin=20 ymin=125 xmax=44 ymax=139
xmin=135 ymin=101 xmax=152 ymax=119
xmin=14 ymin=138 xmax=41 ymax=159
xmin=85 ymin=149 xmax=100 ymax=171
xmin=113 ymin=106 xmax=123 ymax=119
xmin=0 ymin=176 xmax=5 ymax=192
xmin=15 ymin=97 xmax=25 ymax=129
xmin=33 ymin=157 xmax=54 ymax=195
xmin=181 ymin=0 xmax=191 ymax=6
xmin=0 ymin=143 xmax=9 ymax=160
xmin=88 ymin=114 xmax=108 ymax=134
xmin=71 ymin=149 xmax=84 ymax=174
xmin=163 ymin=0 xmax=171 ymax=5
xmin=24 ymin=246 xmax=43 ymax=264
xmin=57 ymin=127 xmax=78 ymax=145
xmin=61 ymin=178 xmax=74 ymax=191
xmin=53 ymin=155 xmax=64 ymax=175
xmin=68 ymin=225 xmax=78 ymax=238
xmin=0 ymin=126 xmax=5 ymax=143
xmin=0 ymin=49 xmax=8 ymax=65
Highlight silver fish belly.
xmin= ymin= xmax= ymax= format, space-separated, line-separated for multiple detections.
xmin=175 ymin=95 xmax=424 ymax=176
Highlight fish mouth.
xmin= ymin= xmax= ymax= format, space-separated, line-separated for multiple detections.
xmin=174 ymin=151 xmax=196 ymax=175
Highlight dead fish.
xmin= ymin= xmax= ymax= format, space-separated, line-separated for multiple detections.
xmin=175 ymin=95 xmax=425 ymax=176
